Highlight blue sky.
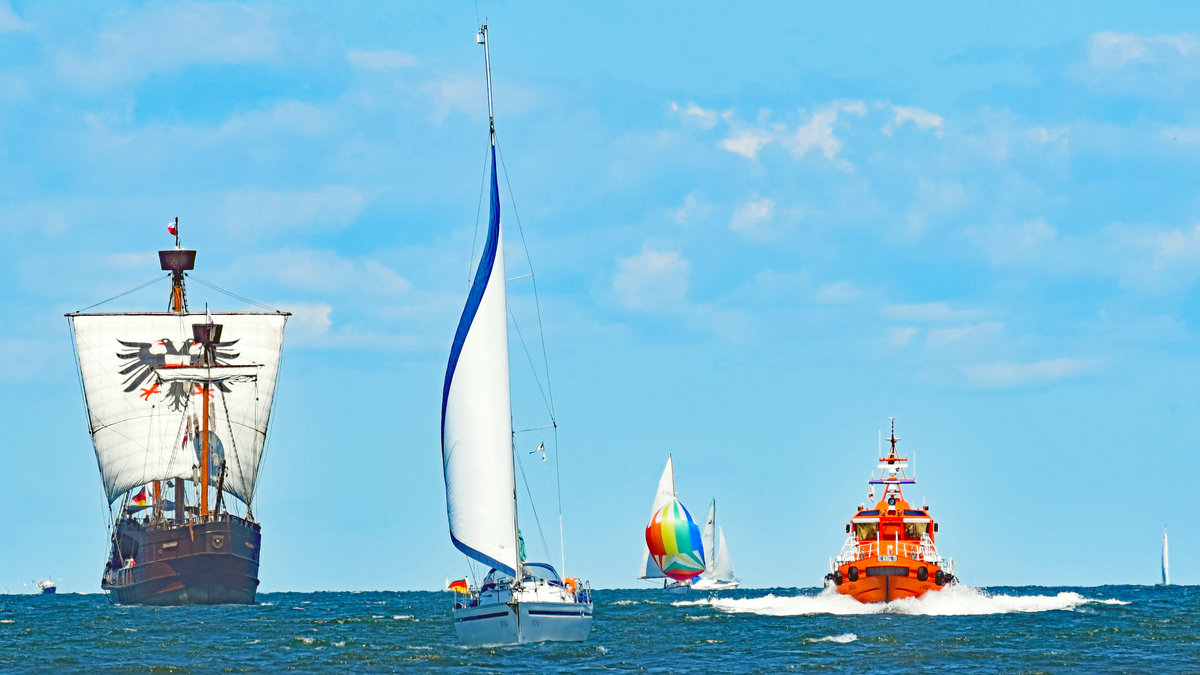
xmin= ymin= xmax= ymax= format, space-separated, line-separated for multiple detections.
xmin=2 ymin=1 xmax=1199 ymax=592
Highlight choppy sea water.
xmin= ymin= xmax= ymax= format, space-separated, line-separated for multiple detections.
xmin=0 ymin=585 xmax=1194 ymax=672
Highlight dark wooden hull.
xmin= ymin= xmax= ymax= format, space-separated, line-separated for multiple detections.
xmin=102 ymin=514 xmax=260 ymax=605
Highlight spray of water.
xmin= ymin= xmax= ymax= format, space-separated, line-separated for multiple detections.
xmin=679 ymin=584 xmax=1128 ymax=617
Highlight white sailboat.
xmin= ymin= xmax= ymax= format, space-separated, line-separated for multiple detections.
xmin=691 ymin=499 xmax=740 ymax=591
xmin=440 ymin=23 xmax=592 ymax=646
xmin=1162 ymin=526 xmax=1170 ymax=586
xmin=638 ymin=456 xmax=693 ymax=591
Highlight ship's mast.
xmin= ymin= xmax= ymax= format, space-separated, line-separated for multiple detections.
xmin=193 ymin=315 xmax=221 ymax=520
xmin=479 ymin=22 xmax=522 ymax=582
xmin=159 ymin=219 xmax=195 ymax=525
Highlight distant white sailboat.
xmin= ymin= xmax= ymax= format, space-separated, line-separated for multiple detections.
xmin=691 ymin=499 xmax=740 ymax=591
xmin=1162 ymin=526 xmax=1170 ymax=586
xmin=439 ymin=23 xmax=592 ymax=646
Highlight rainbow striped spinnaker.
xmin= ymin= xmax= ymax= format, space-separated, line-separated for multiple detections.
xmin=645 ymin=499 xmax=706 ymax=582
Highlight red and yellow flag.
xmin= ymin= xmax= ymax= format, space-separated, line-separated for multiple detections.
xmin=448 ymin=579 xmax=469 ymax=594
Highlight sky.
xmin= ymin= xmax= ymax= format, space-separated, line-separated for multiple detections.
xmin=2 ymin=1 xmax=1199 ymax=592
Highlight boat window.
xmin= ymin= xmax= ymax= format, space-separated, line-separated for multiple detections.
xmin=854 ymin=523 xmax=878 ymax=540
xmin=522 ymin=563 xmax=562 ymax=584
xmin=482 ymin=568 xmax=514 ymax=590
xmin=904 ymin=523 xmax=928 ymax=539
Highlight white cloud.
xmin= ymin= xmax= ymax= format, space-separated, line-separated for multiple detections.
xmin=274 ymin=301 xmax=417 ymax=350
xmin=668 ymin=101 xmax=720 ymax=129
xmin=715 ymin=100 xmax=864 ymax=164
xmin=277 ymin=301 xmax=333 ymax=342
xmin=1114 ymin=222 xmax=1200 ymax=290
xmin=672 ymin=193 xmax=713 ymax=225
xmin=885 ymin=326 xmax=918 ymax=348
xmin=347 ymin=49 xmax=417 ymax=71
xmin=55 ymin=3 xmax=282 ymax=91
xmin=882 ymin=105 xmax=943 ymax=137
xmin=1088 ymin=32 xmax=1198 ymax=70
xmin=421 ymin=74 xmax=485 ymax=123
xmin=783 ymin=101 xmax=864 ymax=161
xmin=925 ymin=321 xmax=1003 ymax=349
xmin=962 ymin=358 xmax=1099 ymax=388
xmin=0 ymin=3 xmax=31 ymax=32
xmin=240 ymin=249 xmax=411 ymax=297
xmin=1027 ymin=126 xmax=1069 ymax=147
xmin=882 ymin=302 xmax=983 ymax=322
xmin=613 ymin=247 xmax=689 ymax=311
xmin=729 ymin=195 xmax=775 ymax=238
xmin=813 ymin=281 xmax=862 ymax=305
xmin=720 ymin=129 xmax=773 ymax=160
xmin=903 ymin=178 xmax=967 ymax=238
xmin=964 ymin=219 xmax=1058 ymax=266
xmin=217 ymin=186 xmax=366 ymax=235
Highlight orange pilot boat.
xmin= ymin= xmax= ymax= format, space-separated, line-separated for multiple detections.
xmin=826 ymin=418 xmax=956 ymax=603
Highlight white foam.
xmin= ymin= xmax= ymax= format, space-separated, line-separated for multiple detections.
xmin=808 ymin=633 xmax=858 ymax=644
xmin=610 ymin=600 xmax=639 ymax=606
xmin=709 ymin=585 xmax=1125 ymax=617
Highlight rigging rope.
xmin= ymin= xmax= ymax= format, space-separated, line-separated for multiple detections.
xmin=496 ymin=142 xmax=569 ymax=573
xmin=468 ymin=139 xmax=491 ymax=289
xmin=186 ymin=274 xmax=282 ymax=312
xmin=514 ymin=445 xmax=552 ymax=564
xmin=73 ymin=273 xmax=171 ymax=313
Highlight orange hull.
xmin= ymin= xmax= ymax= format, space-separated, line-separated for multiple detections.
xmin=831 ymin=559 xmax=948 ymax=603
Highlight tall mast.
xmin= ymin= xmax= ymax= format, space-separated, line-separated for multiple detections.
xmin=193 ymin=314 xmax=222 ymax=520
xmin=159 ymin=219 xmax=194 ymax=524
xmin=479 ymin=23 xmax=495 ymax=148
xmin=479 ymin=22 xmax=521 ymax=579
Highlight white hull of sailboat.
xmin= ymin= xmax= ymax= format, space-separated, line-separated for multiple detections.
xmin=453 ymin=600 xmax=593 ymax=645
xmin=690 ymin=578 xmax=741 ymax=591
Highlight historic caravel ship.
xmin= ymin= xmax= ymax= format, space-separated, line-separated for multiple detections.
xmin=68 ymin=230 xmax=287 ymax=604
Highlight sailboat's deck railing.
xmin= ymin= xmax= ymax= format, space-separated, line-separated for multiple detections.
xmin=834 ymin=536 xmax=941 ymax=566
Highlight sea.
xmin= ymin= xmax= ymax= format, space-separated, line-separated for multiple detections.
xmin=0 ymin=584 xmax=1195 ymax=673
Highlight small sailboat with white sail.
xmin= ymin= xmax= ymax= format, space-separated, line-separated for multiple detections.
xmin=1162 ymin=526 xmax=1170 ymax=586
xmin=439 ymin=23 xmax=592 ymax=646
xmin=691 ymin=499 xmax=740 ymax=591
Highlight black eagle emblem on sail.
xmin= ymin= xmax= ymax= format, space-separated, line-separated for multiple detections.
xmin=117 ymin=338 xmax=241 ymax=411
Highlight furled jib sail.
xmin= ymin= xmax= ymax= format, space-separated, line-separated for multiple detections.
xmin=68 ymin=312 xmax=287 ymax=505
xmin=639 ymin=457 xmax=676 ymax=579
xmin=441 ymin=146 xmax=518 ymax=577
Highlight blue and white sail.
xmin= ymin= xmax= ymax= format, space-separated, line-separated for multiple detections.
xmin=1162 ymin=526 xmax=1170 ymax=586
xmin=441 ymin=146 xmax=518 ymax=577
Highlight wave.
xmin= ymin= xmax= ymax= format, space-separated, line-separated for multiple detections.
xmin=706 ymin=585 xmax=1126 ymax=616
xmin=807 ymin=633 xmax=858 ymax=644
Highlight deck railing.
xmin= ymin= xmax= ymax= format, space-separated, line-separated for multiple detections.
xmin=836 ymin=537 xmax=940 ymax=565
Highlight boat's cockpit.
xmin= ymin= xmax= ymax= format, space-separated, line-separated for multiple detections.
xmin=850 ymin=498 xmax=937 ymax=543
xmin=481 ymin=562 xmax=564 ymax=591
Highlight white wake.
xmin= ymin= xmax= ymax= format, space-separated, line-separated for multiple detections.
xmin=692 ymin=584 xmax=1128 ymax=617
